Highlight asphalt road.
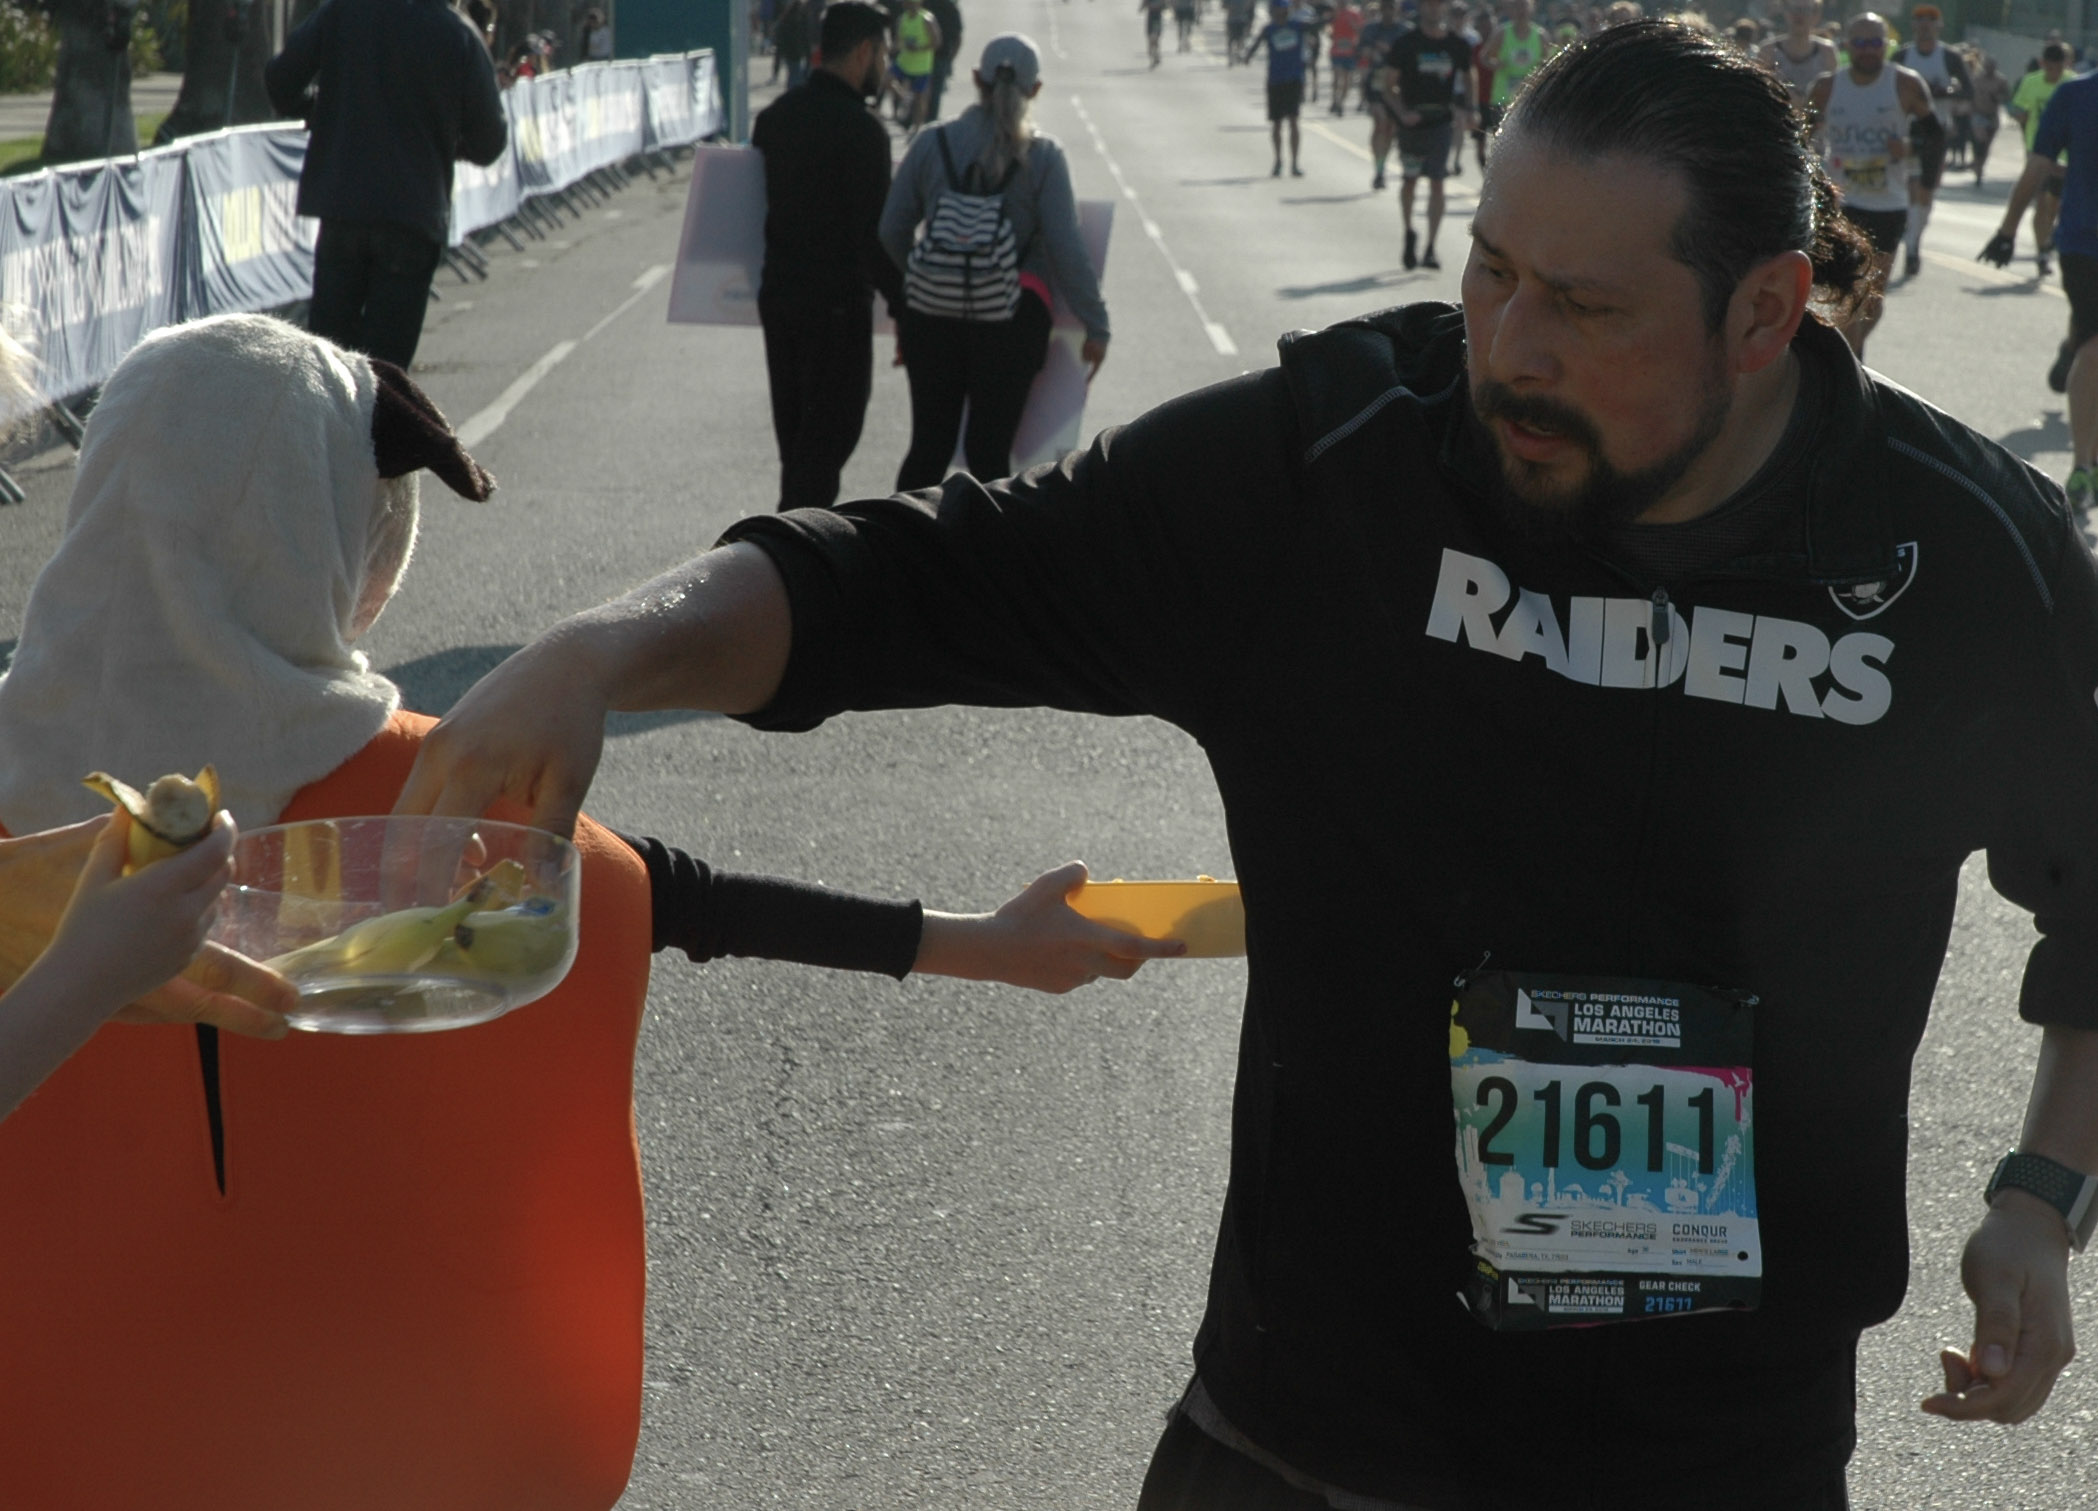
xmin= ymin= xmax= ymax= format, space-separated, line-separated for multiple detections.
xmin=4 ymin=6 xmax=2098 ymax=1506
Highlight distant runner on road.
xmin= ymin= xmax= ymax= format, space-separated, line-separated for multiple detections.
xmin=1245 ymin=0 xmax=1319 ymax=175
xmin=1985 ymin=45 xmax=2098 ymax=508
xmin=1806 ymin=11 xmax=1933 ymax=356
xmin=1386 ymin=0 xmax=1473 ymax=267
xmin=1358 ymin=0 xmax=1408 ymax=186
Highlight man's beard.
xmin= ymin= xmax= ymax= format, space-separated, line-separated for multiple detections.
xmin=1470 ymin=361 xmax=1732 ymax=547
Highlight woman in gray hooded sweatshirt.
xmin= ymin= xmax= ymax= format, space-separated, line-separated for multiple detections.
xmin=881 ymin=33 xmax=1111 ymax=489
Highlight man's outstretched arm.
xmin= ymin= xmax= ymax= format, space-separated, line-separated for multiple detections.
xmin=1922 ymin=1023 xmax=2098 ymax=1423
xmin=394 ymin=544 xmax=791 ymax=836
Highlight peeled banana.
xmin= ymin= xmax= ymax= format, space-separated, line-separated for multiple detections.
xmin=81 ymin=766 xmax=221 ymax=873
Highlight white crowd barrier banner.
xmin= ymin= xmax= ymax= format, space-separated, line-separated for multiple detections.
xmin=1 ymin=49 xmax=720 ymax=414
xmin=0 ymin=146 xmax=184 ymax=420
xmin=181 ymin=125 xmax=318 ymax=319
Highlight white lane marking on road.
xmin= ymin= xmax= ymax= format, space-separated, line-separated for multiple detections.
xmin=1044 ymin=0 xmax=1067 ymax=57
xmin=458 ymin=341 xmax=578 ymax=449
xmin=457 ymin=262 xmax=674 ymax=448
xmin=1070 ymin=95 xmax=1238 ymax=356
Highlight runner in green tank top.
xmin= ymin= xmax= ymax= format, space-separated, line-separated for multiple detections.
xmin=892 ymin=1 xmax=941 ymax=130
xmin=1480 ymin=0 xmax=1549 ymax=160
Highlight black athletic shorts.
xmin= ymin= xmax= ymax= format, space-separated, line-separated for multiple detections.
xmin=1843 ymin=205 xmax=1908 ymax=255
xmin=2063 ymin=252 xmax=2098 ymax=350
xmin=1397 ymin=121 xmax=1453 ymax=179
xmin=1268 ymin=79 xmax=1303 ymax=120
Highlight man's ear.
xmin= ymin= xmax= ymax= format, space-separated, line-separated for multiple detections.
xmin=1730 ymin=249 xmax=1813 ymax=376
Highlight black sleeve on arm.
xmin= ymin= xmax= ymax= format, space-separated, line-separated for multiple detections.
xmin=619 ymin=833 xmax=924 ymax=979
xmin=1989 ymin=512 xmax=2098 ymax=1032
xmin=716 ymin=368 xmax=1306 ymax=738
xmin=458 ymin=36 xmax=509 ymax=166
xmin=264 ymin=6 xmax=325 ymax=116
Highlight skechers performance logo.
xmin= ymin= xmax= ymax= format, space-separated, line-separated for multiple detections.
xmin=1425 ymin=549 xmax=1894 ymax=725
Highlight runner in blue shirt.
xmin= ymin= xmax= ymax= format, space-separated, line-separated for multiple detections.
xmin=1245 ymin=0 xmax=1320 ymax=174
xmin=1983 ymin=70 xmax=2098 ymax=510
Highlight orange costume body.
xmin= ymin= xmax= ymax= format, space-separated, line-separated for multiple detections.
xmin=0 ymin=713 xmax=654 ymax=1511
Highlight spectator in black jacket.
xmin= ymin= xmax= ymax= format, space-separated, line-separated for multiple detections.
xmin=751 ymin=0 xmax=906 ymax=511
xmin=265 ymin=0 xmax=508 ymax=368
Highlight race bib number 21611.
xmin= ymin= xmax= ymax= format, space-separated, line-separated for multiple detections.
xmin=1449 ymin=971 xmax=1759 ymax=1331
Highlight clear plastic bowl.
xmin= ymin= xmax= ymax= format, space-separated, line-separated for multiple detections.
xmin=212 ymin=816 xmax=581 ymax=1034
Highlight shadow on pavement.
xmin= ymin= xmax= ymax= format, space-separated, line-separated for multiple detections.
xmin=1281 ymin=192 xmax=1379 ymax=206
xmin=1996 ymin=409 xmax=2071 ymax=463
xmin=1963 ymin=277 xmax=2054 ymax=298
xmin=381 ymin=645 xmax=715 ymax=736
xmin=1278 ymin=269 xmax=1410 ymax=298
xmin=1181 ymin=175 xmax=1264 ymax=186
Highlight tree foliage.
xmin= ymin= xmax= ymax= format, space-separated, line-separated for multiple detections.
xmin=0 ymin=2 xmax=60 ymax=92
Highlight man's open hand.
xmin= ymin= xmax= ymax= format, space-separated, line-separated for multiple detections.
xmin=1921 ymin=1194 xmax=2076 ymax=1424
xmin=394 ymin=635 xmax=611 ymax=838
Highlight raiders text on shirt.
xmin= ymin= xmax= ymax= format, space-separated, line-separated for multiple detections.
xmin=1425 ymin=548 xmax=1895 ymax=725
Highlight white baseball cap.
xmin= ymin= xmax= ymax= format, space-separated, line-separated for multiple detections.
xmin=978 ymin=33 xmax=1042 ymax=88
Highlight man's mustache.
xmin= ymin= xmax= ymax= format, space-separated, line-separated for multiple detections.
xmin=1471 ymin=380 xmax=1603 ymax=454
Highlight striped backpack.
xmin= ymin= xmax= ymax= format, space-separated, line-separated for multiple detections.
xmin=903 ymin=128 xmax=1034 ymax=321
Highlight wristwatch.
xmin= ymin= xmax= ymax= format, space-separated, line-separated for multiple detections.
xmin=1985 ymin=1151 xmax=2098 ymax=1252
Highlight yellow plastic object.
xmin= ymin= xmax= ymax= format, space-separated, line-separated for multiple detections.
xmin=1070 ymin=877 xmax=1246 ymax=958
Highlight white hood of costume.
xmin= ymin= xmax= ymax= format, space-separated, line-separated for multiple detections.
xmin=0 ymin=314 xmax=415 ymax=833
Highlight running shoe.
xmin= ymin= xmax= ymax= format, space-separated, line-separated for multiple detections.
xmin=2051 ymin=339 xmax=2076 ymax=394
xmin=1904 ymin=248 xmax=1921 ymax=278
xmin=1404 ymin=228 xmax=1418 ymax=269
xmin=2039 ymin=252 xmax=2053 ymax=278
xmin=1372 ymin=169 xmax=1385 ymax=189
xmin=1422 ymin=246 xmax=1440 ymax=269
xmin=2068 ymin=467 xmax=2092 ymax=509
xmin=1291 ymin=164 xmax=1304 ymax=176
xmin=1272 ymin=160 xmax=1283 ymax=176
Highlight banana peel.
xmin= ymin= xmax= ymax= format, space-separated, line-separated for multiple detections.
xmin=81 ymin=766 xmax=221 ymax=873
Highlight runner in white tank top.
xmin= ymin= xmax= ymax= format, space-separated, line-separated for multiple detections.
xmin=1824 ymin=57 xmax=1910 ymax=212
xmin=1807 ymin=12 xmax=1933 ymax=357
xmin=1888 ymin=7 xmax=1966 ymax=277
xmin=1758 ymin=0 xmax=1837 ymax=107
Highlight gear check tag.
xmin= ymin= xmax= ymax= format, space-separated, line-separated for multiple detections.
xmin=1448 ymin=971 xmax=1760 ymax=1331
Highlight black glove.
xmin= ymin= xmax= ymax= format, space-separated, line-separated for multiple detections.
xmin=1979 ymin=231 xmax=2016 ymax=267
